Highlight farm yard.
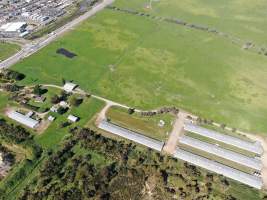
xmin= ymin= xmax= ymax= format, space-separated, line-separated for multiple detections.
xmin=11 ymin=0 xmax=267 ymax=135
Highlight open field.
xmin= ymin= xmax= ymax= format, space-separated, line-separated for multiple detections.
xmin=106 ymin=106 xmax=174 ymax=141
xmin=114 ymin=0 xmax=267 ymax=46
xmin=11 ymin=1 xmax=267 ymax=135
xmin=0 ymin=42 xmax=20 ymax=61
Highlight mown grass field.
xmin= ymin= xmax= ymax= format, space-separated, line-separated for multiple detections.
xmin=12 ymin=0 xmax=267 ymax=136
xmin=106 ymin=106 xmax=174 ymax=141
xmin=0 ymin=42 xmax=20 ymax=61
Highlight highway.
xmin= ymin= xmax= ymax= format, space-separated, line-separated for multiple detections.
xmin=0 ymin=0 xmax=114 ymax=69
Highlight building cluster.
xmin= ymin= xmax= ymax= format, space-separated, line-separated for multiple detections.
xmin=6 ymin=82 xmax=80 ymax=130
xmin=0 ymin=0 xmax=76 ymax=37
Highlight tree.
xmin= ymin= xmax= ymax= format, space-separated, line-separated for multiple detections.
xmin=62 ymin=78 xmax=66 ymax=85
xmin=51 ymin=95 xmax=61 ymax=104
xmin=128 ymin=108 xmax=135 ymax=115
xmin=2 ymin=69 xmax=25 ymax=81
xmin=70 ymin=96 xmax=83 ymax=107
xmin=33 ymin=85 xmax=47 ymax=96
xmin=57 ymin=107 xmax=68 ymax=115
xmin=60 ymin=91 xmax=69 ymax=101
xmin=3 ymin=84 xmax=22 ymax=92
xmin=60 ymin=121 xmax=71 ymax=128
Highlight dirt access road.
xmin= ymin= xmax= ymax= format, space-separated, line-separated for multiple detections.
xmin=163 ymin=112 xmax=188 ymax=154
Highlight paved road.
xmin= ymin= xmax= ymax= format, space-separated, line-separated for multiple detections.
xmin=0 ymin=0 xmax=114 ymax=69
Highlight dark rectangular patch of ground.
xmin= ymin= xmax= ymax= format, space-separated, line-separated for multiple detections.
xmin=56 ymin=48 xmax=77 ymax=58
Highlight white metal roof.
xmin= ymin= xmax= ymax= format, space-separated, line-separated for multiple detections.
xmin=98 ymin=121 xmax=262 ymax=189
xmin=0 ymin=22 xmax=26 ymax=32
xmin=173 ymin=148 xmax=263 ymax=189
xmin=7 ymin=111 xmax=39 ymax=129
xmin=68 ymin=115 xmax=78 ymax=122
xmin=98 ymin=120 xmax=164 ymax=152
xmin=184 ymin=123 xmax=263 ymax=155
xmin=179 ymin=135 xmax=263 ymax=171
xmin=63 ymin=82 xmax=77 ymax=92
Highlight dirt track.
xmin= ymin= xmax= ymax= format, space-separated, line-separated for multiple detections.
xmin=163 ymin=112 xmax=187 ymax=154
xmin=239 ymin=133 xmax=267 ymax=189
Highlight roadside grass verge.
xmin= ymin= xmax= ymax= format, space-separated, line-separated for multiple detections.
xmin=0 ymin=42 xmax=20 ymax=61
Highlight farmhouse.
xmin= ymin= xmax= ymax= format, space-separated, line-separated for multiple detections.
xmin=63 ymin=82 xmax=77 ymax=92
xmin=7 ymin=110 xmax=39 ymax=129
xmin=67 ymin=114 xmax=79 ymax=123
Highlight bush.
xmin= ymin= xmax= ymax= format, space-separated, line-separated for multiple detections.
xmin=51 ymin=95 xmax=61 ymax=104
xmin=70 ymin=96 xmax=83 ymax=107
xmin=2 ymin=69 xmax=25 ymax=81
xmin=57 ymin=106 xmax=68 ymax=115
xmin=33 ymin=85 xmax=47 ymax=96
xmin=128 ymin=108 xmax=135 ymax=115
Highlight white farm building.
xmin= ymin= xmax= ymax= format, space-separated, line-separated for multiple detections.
xmin=7 ymin=110 xmax=39 ymax=129
xmin=67 ymin=115 xmax=79 ymax=123
xmin=63 ymin=82 xmax=77 ymax=92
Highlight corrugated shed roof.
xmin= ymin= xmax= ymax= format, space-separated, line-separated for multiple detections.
xmin=7 ymin=111 xmax=39 ymax=129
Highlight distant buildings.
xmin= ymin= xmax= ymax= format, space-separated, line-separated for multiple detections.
xmin=0 ymin=22 xmax=28 ymax=37
xmin=0 ymin=0 xmax=75 ymax=38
